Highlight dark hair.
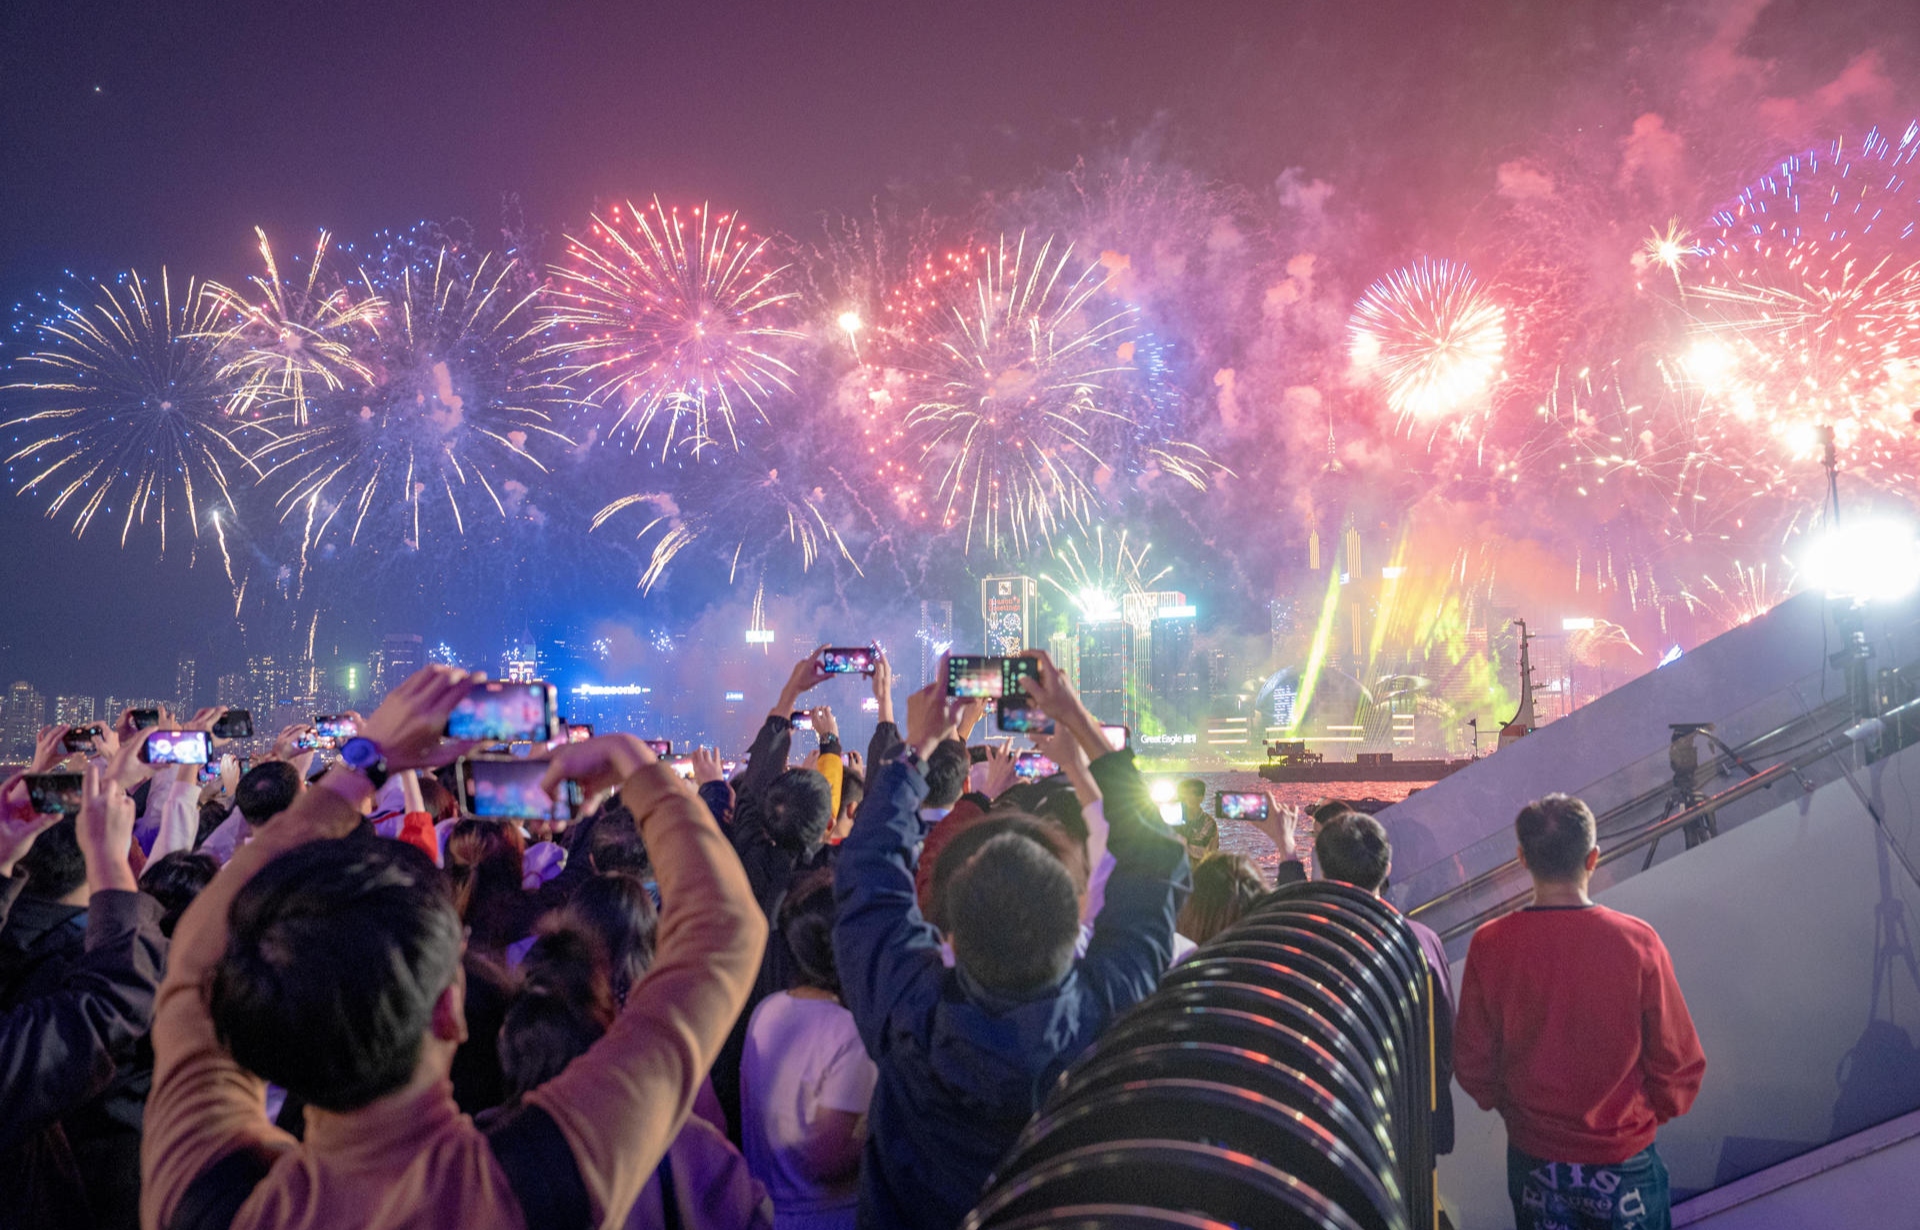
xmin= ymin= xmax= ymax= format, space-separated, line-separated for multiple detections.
xmin=1314 ymin=812 xmax=1393 ymax=892
xmin=924 ymin=740 xmax=969 ymax=808
xmin=1515 ymin=793 xmax=1597 ymax=881
xmin=949 ymin=831 xmax=1081 ymax=996
xmin=838 ymin=766 xmax=865 ymax=818
xmin=1177 ymin=851 xmax=1265 ymax=945
xmin=139 ymin=850 xmax=219 ymax=937
xmin=765 ymin=769 xmax=832 ymax=853
xmin=417 ymin=773 xmax=457 ymax=821
xmin=18 ymin=817 xmax=85 ymax=899
xmin=1177 ymin=778 xmax=1207 ymax=801
xmin=236 ymin=761 xmax=302 ymax=828
xmin=498 ymin=927 xmax=613 ymax=1099
xmin=778 ymin=869 xmax=840 ymax=994
xmin=1309 ymin=798 xmax=1354 ymax=827
xmin=928 ymin=812 xmax=1080 ymax=932
xmin=555 ymin=873 xmax=657 ymax=1004
xmin=210 ymin=839 xmax=461 ymax=1111
xmin=446 ymin=818 xmax=525 ymax=922
xmin=586 ymin=805 xmax=650 ymax=877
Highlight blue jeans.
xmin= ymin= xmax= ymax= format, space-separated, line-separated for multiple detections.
xmin=1507 ymin=1144 xmax=1671 ymax=1230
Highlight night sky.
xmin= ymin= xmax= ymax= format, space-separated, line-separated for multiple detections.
xmin=2 ymin=0 xmax=1914 ymax=699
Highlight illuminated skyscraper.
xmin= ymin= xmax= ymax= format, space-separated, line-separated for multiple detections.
xmin=2 ymin=682 xmax=46 ymax=762
xmin=379 ymin=634 xmax=424 ymax=699
xmin=53 ymin=695 xmax=96 ymax=727
xmin=175 ymin=655 xmax=198 ymax=713
xmin=981 ymin=576 xmax=1037 ymax=657
xmin=1075 ymin=621 xmax=1134 ymax=727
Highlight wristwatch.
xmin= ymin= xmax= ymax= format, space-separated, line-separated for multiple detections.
xmin=338 ymin=737 xmax=391 ymax=790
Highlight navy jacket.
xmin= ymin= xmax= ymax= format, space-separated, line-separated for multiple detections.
xmin=833 ymin=749 xmax=1190 ymax=1230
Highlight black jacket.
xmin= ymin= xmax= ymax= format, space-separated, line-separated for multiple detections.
xmin=0 ymin=875 xmax=166 ymax=1230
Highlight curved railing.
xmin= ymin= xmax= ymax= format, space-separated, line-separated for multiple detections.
xmin=963 ymin=881 xmax=1440 ymax=1230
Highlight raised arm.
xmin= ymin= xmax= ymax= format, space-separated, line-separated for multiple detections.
xmin=143 ymin=667 xmax=480 ymax=1230
xmin=832 ymin=676 xmax=957 ymax=1055
xmin=528 ymin=736 xmax=767 ymax=1227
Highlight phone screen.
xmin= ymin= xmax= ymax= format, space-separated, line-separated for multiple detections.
xmin=996 ymin=656 xmax=1054 ymax=734
xmin=24 ymin=773 xmax=83 ymax=817
xmin=1216 ymin=792 xmax=1272 ymax=821
xmin=143 ymin=731 xmax=212 ymax=765
xmin=447 ymin=681 xmax=557 ymax=743
xmin=458 ymin=757 xmax=582 ymax=821
xmin=820 ymin=647 xmax=876 ymax=675
xmin=311 ymin=715 xmax=356 ymax=748
xmin=947 ymin=655 xmax=1004 ymax=699
xmin=669 ymin=756 xmax=695 ymax=779
xmin=567 ymin=724 xmax=594 ymax=743
xmin=1014 ymin=751 xmax=1060 ymax=780
xmin=789 ymin=712 xmax=814 ymax=732
xmin=1101 ymin=724 xmax=1130 ymax=751
xmin=643 ymin=738 xmax=673 ymax=757
xmin=212 ymin=710 xmax=253 ymax=740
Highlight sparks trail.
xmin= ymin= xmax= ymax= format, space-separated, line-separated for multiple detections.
xmin=1 ymin=268 xmax=259 ymax=553
xmin=540 ymin=198 xmax=803 ymax=458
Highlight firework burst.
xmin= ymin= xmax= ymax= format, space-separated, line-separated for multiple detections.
xmin=1 ymin=268 xmax=257 ymax=552
xmin=1349 ymin=258 xmax=1507 ymax=430
xmin=883 ymin=233 xmax=1144 ymax=557
xmin=249 ymin=233 xmax=573 ymax=561
xmin=204 ymin=229 xmax=382 ymax=426
xmin=1682 ymin=123 xmax=1920 ymax=490
xmin=1039 ymin=525 xmax=1169 ymax=620
xmin=589 ymin=433 xmax=865 ymax=593
xmin=541 ymin=199 xmax=803 ymax=457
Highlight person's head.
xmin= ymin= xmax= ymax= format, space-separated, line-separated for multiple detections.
xmin=948 ymin=829 xmax=1081 ymax=997
xmin=586 ymin=805 xmax=650 ymax=878
xmin=764 ymin=768 xmax=833 ymax=853
xmin=778 ymin=868 xmax=841 ymax=994
xmin=838 ymin=766 xmax=865 ymax=822
xmin=497 ymin=927 xmax=613 ymax=1099
xmin=1314 ymin=812 xmax=1393 ymax=894
xmin=1177 ymin=851 xmax=1265 ymax=945
xmin=924 ymin=741 xmax=970 ymax=809
xmin=210 ymin=839 xmax=464 ymax=1112
xmin=416 ymin=773 xmax=457 ymax=821
xmin=236 ymin=761 xmax=303 ymax=829
xmin=1515 ymin=793 xmax=1599 ymax=883
xmin=445 ymin=818 xmax=526 ymax=922
xmin=17 ymin=817 xmax=85 ymax=901
xmin=927 ymin=812 xmax=1083 ymax=932
xmin=555 ymin=873 xmax=657 ymax=1004
xmin=1177 ymin=778 xmax=1207 ymax=809
xmin=139 ymin=850 xmax=219 ymax=937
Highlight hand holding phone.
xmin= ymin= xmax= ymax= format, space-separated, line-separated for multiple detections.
xmin=946 ymin=655 xmax=1004 ymax=699
xmin=446 ymin=681 xmax=558 ymax=743
xmin=1215 ymin=791 xmax=1272 ymax=822
xmin=210 ymin=709 xmax=254 ymax=741
xmin=819 ymin=646 xmax=878 ymax=676
xmin=22 ymin=773 xmax=84 ymax=818
xmin=457 ymin=756 xmax=583 ymax=821
xmin=1013 ymin=750 xmax=1061 ymax=780
xmin=62 ymin=725 xmax=104 ymax=755
xmin=140 ymin=731 xmax=213 ymax=766
xmin=997 ymin=656 xmax=1055 ymax=735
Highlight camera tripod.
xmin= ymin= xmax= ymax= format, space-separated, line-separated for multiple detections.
xmin=1641 ymin=723 xmax=1721 ymax=871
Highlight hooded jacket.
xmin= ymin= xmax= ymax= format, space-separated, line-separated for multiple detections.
xmin=832 ymin=750 xmax=1189 ymax=1230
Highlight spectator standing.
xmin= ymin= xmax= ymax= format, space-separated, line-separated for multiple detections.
xmin=1173 ymin=778 xmax=1217 ymax=862
xmin=1455 ymin=794 xmax=1706 ymax=1230
xmin=833 ymin=653 xmax=1189 ymax=1230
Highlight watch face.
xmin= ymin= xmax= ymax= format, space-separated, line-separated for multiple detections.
xmin=341 ymin=738 xmax=378 ymax=769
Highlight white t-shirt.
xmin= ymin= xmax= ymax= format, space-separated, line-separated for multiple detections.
xmin=741 ymin=991 xmax=879 ymax=1229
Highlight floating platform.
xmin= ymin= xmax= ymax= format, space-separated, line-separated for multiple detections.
xmin=1258 ymin=757 xmax=1474 ymax=784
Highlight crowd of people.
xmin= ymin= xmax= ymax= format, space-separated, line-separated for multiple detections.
xmin=0 ymin=648 xmax=1705 ymax=1230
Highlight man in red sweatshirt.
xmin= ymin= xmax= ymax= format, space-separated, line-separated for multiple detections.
xmin=1455 ymin=793 xmax=1705 ymax=1230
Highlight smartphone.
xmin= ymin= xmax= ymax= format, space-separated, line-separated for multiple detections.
xmin=820 ymin=646 xmax=878 ymax=676
xmin=292 ymin=732 xmax=321 ymax=752
xmin=23 ymin=772 xmax=83 ymax=817
xmin=669 ymin=756 xmax=695 ymax=780
xmin=237 ymin=756 xmax=252 ymax=777
xmin=62 ymin=725 xmax=104 ymax=754
xmin=197 ymin=761 xmax=221 ymax=786
xmin=643 ymin=738 xmax=673 ymax=757
xmin=789 ymin=712 xmax=814 ymax=733
xmin=1014 ymin=750 xmax=1060 ymax=780
xmin=456 ymin=756 xmax=583 ymax=822
xmin=567 ymin=723 xmax=595 ymax=743
xmin=447 ymin=680 xmax=558 ymax=743
xmin=212 ymin=710 xmax=253 ymax=740
xmin=947 ymin=655 xmax=1004 ymax=699
xmin=997 ymin=656 xmax=1054 ymax=735
xmin=969 ymin=745 xmax=991 ymax=765
xmin=311 ymin=715 xmax=356 ymax=749
xmin=1216 ymin=791 xmax=1272 ymax=822
xmin=128 ymin=708 xmax=161 ymax=731
xmin=1101 ymin=724 xmax=1130 ymax=751
xmin=140 ymin=730 xmax=212 ymax=765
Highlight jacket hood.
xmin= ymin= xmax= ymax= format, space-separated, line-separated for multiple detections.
xmin=924 ymin=970 xmax=1087 ymax=1116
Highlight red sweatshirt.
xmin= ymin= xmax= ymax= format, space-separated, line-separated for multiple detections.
xmin=1454 ymin=903 xmax=1705 ymax=1165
